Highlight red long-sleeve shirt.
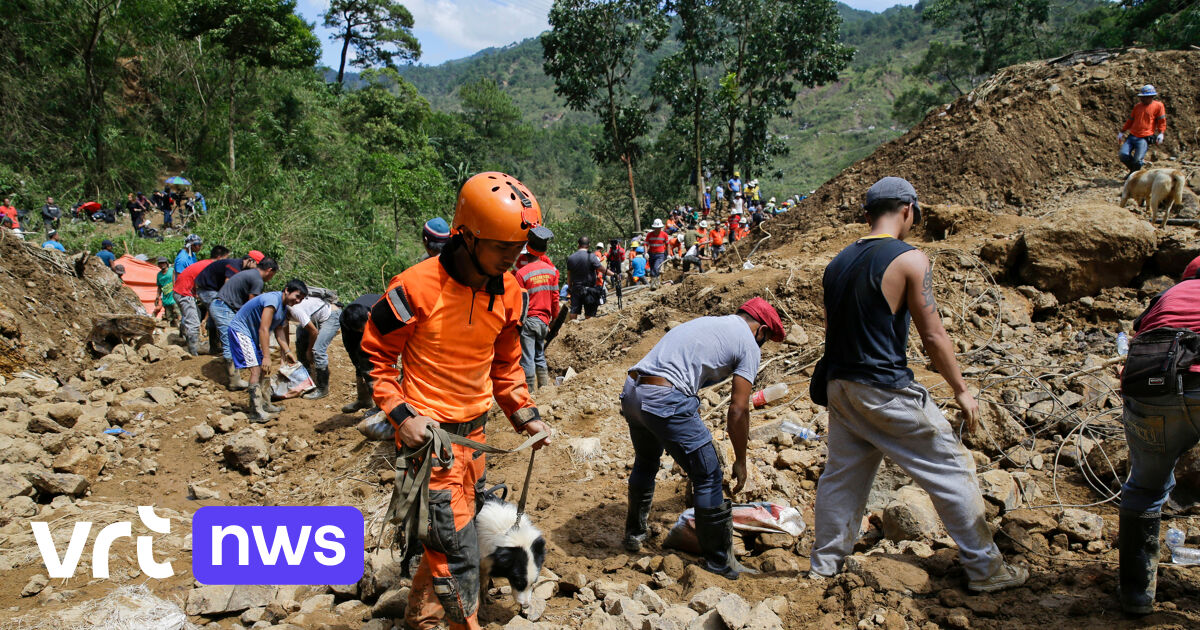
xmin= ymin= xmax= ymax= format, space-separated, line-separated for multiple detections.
xmin=515 ymin=257 xmax=560 ymax=326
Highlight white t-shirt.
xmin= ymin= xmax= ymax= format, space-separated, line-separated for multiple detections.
xmin=685 ymin=245 xmax=699 ymax=258
xmin=288 ymin=296 xmax=333 ymax=328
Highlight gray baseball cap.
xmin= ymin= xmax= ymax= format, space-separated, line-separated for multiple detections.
xmin=865 ymin=177 xmax=921 ymax=223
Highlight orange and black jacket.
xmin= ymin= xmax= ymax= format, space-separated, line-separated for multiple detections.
xmin=361 ymin=236 xmax=538 ymax=432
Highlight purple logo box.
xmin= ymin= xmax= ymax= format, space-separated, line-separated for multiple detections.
xmin=192 ymin=506 xmax=364 ymax=585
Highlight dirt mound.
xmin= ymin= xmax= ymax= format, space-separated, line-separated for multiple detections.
xmin=773 ymin=48 xmax=1200 ymax=235
xmin=0 ymin=229 xmax=141 ymax=379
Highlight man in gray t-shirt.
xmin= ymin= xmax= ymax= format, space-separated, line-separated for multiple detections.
xmin=211 ymin=258 xmax=278 ymax=388
xmin=620 ymin=297 xmax=785 ymax=580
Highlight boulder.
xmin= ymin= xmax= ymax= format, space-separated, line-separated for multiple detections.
xmin=743 ymin=602 xmax=785 ymax=630
xmin=957 ymin=401 xmax=1027 ymax=456
xmin=689 ymin=587 xmax=731 ymax=614
xmin=1018 ymin=203 xmax=1155 ymax=301
xmin=223 ymin=432 xmax=270 ymax=472
xmin=977 ymin=469 xmax=1021 ymax=512
xmin=0 ymin=466 xmax=34 ymax=500
xmin=882 ymin=485 xmax=944 ymax=541
xmin=1058 ymin=508 xmax=1104 ymax=542
xmin=144 ymin=386 xmax=177 ymax=406
xmin=844 ymin=555 xmax=933 ymax=594
xmin=26 ymin=470 xmax=89 ymax=497
xmin=52 ymin=448 xmax=107 ymax=480
xmin=658 ymin=606 xmax=700 ymax=630
xmin=185 ymin=584 xmax=275 ymax=616
xmin=715 ymin=594 xmax=751 ymax=629
xmin=46 ymin=403 xmax=83 ymax=428
xmin=633 ymin=584 xmax=666 ymax=614
xmin=193 ymin=424 xmax=215 ymax=442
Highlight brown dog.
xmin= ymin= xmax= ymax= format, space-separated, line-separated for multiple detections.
xmin=1119 ymin=168 xmax=1187 ymax=228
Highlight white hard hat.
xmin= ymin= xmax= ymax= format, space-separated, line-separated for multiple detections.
xmin=731 ymin=208 xmax=742 ymax=215
xmin=651 ymin=218 xmax=664 ymax=228
xmin=699 ymin=220 xmax=708 ymax=228
xmin=769 ymin=197 xmax=776 ymax=202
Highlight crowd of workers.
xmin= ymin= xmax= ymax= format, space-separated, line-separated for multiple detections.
xmin=5 ymin=81 xmax=1191 ymax=625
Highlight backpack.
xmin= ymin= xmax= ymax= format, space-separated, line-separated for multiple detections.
xmin=1122 ymin=328 xmax=1200 ymax=398
xmin=308 ymin=286 xmax=339 ymax=304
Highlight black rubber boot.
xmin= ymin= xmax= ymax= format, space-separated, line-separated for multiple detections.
xmin=304 ymin=367 xmax=329 ymax=399
xmin=247 ymin=384 xmax=274 ymax=423
xmin=1119 ymin=508 xmax=1160 ymax=615
xmin=623 ymin=483 xmax=655 ymax=552
xmin=536 ymin=367 xmax=552 ymax=389
xmin=342 ymin=374 xmax=373 ymax=413
xmin=225 ymin=360 xmax=247 ymax=391
xmin=526 ymin=374 xmax=537 ymax=393
xmin=185 ymin=332 xmax=200 ymax=356
xmin=695 ymin=500 xmax=757 ymax=580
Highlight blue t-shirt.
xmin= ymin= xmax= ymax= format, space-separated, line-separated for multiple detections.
xmin=229 ymin=292 xmax=288 ymax=341
xmin=632 ymin=314 xmax=760 ymax=397
xmin=97 ymin=250 xmax=116 ymax=267
xmin=631 ymin=256 xmax=647 ymax=278
xmin=175 ymin=248 xmax=196 ymax=274
xmin=43 ymin=240 xmax=66 ymax=252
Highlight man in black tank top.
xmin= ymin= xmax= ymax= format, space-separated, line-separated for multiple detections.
xmin=810 ymin=177 xmax=1029 ymax=593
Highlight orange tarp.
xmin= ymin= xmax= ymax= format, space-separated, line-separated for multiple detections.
xmin=115 ymin=255 xmax=160 ymax=317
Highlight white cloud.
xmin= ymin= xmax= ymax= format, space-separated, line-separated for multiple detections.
xmin=405 ymin=0 xmax=550 ymax=52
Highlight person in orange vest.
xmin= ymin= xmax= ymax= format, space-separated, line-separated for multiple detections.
xmin=362 ymin=172 xmax=551 ymax=630
xmin=515 ymin=228 xmax=559 ymax=391
xmin=1119 ymin=84 xmax=1167 ymax=173
xmin=645 ymin=219 xmax=669 ymax=289
xmin=709 ymin=224 xmax=727 ymax=261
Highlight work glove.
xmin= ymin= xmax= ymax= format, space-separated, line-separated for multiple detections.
xmin=1156 ymin=133 xmax=1164 ymax=145
xmin=1117 ymin=132 xmax=1125 ymax=143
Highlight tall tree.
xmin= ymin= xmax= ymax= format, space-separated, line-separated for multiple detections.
xmin=322 ymin=0 xmax=420 ymax=86
xmin=542 ymin=0 xmax=669 ymax=233
xmin=180 ymin=0 xmax=320 ymax=174
xmin=655 ymin=0 xmax=723 ymax=212
xmin=923 ymin=0 xmax=1049 ymax=73
xmin=458 ymin=78 xmax=532 ymax=167
xmin=715 ymin=0 xmax=852 ymax=178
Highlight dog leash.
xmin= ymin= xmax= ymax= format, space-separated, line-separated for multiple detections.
xmin=517 ymin=448 xmax=536 ymax=517
xmin=381 ymin=425 xmax=548 ymax=572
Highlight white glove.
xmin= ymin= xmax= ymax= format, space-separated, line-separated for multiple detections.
xmin=1118 ymin=132 xmax=1125 ymax=143
xmin=1156 ymin=133 xmax=1164 ymax=145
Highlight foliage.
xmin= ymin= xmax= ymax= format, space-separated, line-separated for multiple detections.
xmin=923 ymin=0 xmax=1051 ymax=73
xmin=542 ymin=0 xmax=671 ymax=232
xmin=322 ymin=0 xmax=420 ymax=85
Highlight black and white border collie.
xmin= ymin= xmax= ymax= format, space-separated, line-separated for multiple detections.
xmin=477 ymin=485 xmax=546 ymax=608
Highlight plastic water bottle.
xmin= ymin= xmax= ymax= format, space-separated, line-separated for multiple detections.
xmin=751 ymin=383 xmax=788 ymax=408
xmin=1165 ymin=528 xmax=1200 ymax=565
xmin=1116 ymin=332 xmax=1129 ymax=357
xmin=781 ymin=421 xmax=821 ymax=440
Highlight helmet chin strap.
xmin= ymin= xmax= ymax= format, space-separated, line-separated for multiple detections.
xmin=463 ymin=233 xmax=496 ymax=280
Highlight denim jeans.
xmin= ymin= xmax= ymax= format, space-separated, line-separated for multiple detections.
xmin=210 ymin=299 xmax=236 ymax=361
xmin=197 ymin=289 xmax=220 ymax=352
xmin=649 ymin=253 xmax=666 ymax=277
xmin=1120 ymin=135 xmax=1150 ymax=172
xmin=1119 ymin=388 xmax=1200 ymax=514
xmin=619 ymin=377 xmax=723 ymax=509
xmin=295 ymin=308 xmax=342 ymax=369
xmin=519 ymin=316 xmax=549 ymax=380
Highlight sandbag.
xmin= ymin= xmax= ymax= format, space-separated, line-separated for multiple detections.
xmin=271 ymin=361 xmax=314 ymax=399
xmin=662 ymin=501 xmax=806 ymax=554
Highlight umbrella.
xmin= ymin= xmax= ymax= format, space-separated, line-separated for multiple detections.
xmin=164 ymin=176 xmax=191 ymax=186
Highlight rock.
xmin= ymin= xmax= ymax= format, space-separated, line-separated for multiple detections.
xmin=633 ymin=584 xmax=666 ymax=614
xmin=844 ymin=555 xmax=933 ymax=594
xmin=46 ymin=402 xmax=82 ymax=428
xmin=223 ymin=432 xmax=270 ymax=472
xmin=882 ymin=486 xmax=943 ymax=542
xmin=559 ymin=572 xmax=588 ymax=594
xmin=0 ymin=467 xmax=34 ymax=500
xmin=505 ymin=616 xmax=539 ymax=629
xmin=185 ymin=585 xmax=275 ymax=615
xmin=27 ymin=470 xmax=89 ymax=497
xmin=52 ymin=448 xmax=107 ymax=481
xmin=334 ymin=599 xmax=370 ymax=621
xmin=592 ymin=580 xmax=628 ymax=600
xmin=658 ymin=606 xmax=700 ymax=630
xmin=177 ymin=376 xmax=205 ymax=388
xmin=689 ymin=587 xmax=730 ymax=614
xmin=716 ymin=594 xmax=751 ymax=629
xmin=1018 ymin=203 xmax=1155 ymax=301
xmin=607 ymin=597 xmax=648 ymax=617
xmin=370 ymin=587 xmax=409 ymax=618
xmin=687 ymin=610 xmax=725 ymax=630
xmin=743 ymin=602 xmax=785 ymax=630
xmin=144 ymin=386 xmax=177 ymax=406
xmin=189 ymin=483 xmax=220 ymax=500
xmin=4 ymin=495 xmax=37 ymax=519
xmin=194 ymin=424 xmax=216 ymax=442
xmin=28 ymin=415 xmax=66 ymax=434
xmin=1002 ymin=509 xmax=1056 ymax=535
xmin=784 ymin=325 xmax=809 ymax=346
xmin=1058 ymin=508 xmax=1104 ymax=542
xmin=977 ymin=469 xmax=1020 ymax=512
xmin=208 ymin=415 xmax=238 ymax=433
xmin=21 ymin=574 xmax=48 ymax=597
xmin=958 ymin=401 xmax=1027 ymax=456
xmin=298 ymin=594 xmax=334 ymax=613
xmin=661 ymin=554 xmax=685 ymax=579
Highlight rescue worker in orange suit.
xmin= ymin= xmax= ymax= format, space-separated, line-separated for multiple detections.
xmin=362 ymin=172 xmax=552 ymax=630
xmin=515 ymin=227 xmax=560 ymax=392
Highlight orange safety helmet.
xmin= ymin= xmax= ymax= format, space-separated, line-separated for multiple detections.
xmin=453 ymin=172 xmax=542 ymax=242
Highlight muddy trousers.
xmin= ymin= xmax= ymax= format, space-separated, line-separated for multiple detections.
xmin=176 ymin=294 xmax=201 ymax=350
xmin=811 ymin=379 xmax=1003 ymax=582
xmin=406 ymin=426 xmax=488 ymax=630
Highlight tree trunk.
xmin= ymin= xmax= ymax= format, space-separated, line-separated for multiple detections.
xmin=227 ymin=59 xmax=236 ymax=175
xmin=692 ymin=60 xmax=704 ymax=211
xmin=624 ymin=155 xmax=641 ymax=234
xmin=337 ymin=28 xmax=351 ymax=85
xmin=83 ymin=0 xmax=114 ymax=195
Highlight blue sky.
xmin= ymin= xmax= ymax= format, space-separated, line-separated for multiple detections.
xmin=296 ymin=0 xmax=915 ymax=69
